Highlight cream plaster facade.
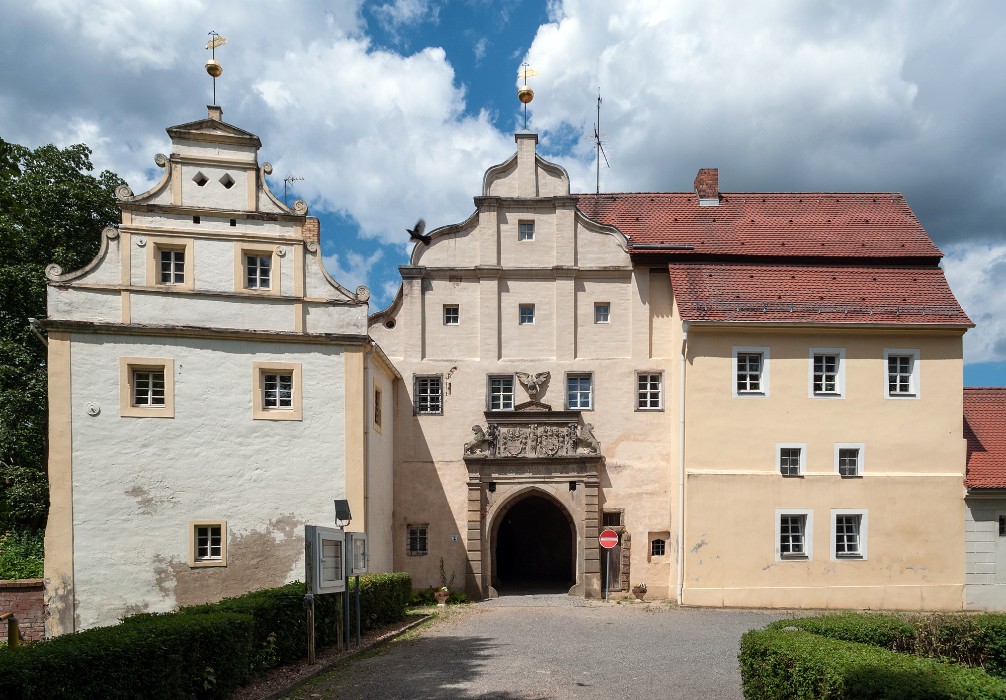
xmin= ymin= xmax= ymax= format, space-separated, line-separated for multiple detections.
xmin=43 ymin=107 xmax=397 ymax=635
xmin=372 ymin=131 xmax=970 ymax=609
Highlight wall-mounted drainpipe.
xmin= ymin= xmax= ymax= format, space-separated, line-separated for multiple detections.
xmin=28 ymin=318 xmax=47 ymax=347
xmin=1 ymin=612 xmax=20 ymax=649
xmin=676 ymin=322 xmax=689 ymax=605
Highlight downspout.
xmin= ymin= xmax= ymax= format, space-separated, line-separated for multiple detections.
xmin=28 ymin=318 xmax=48 ymax=347
xmin=676 ymin=321 xmax=689 ymax=605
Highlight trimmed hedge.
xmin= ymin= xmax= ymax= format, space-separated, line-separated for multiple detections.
xmin=741 ymin=628 xmax=1006 ymax=700
xmin=0 ymin=612 xmax=252 ymax=700
xmin=349 ymin=572 xmax=413 ymax=629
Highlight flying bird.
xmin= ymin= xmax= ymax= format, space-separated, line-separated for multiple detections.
xmin=407 ymin=218 xmax=430 ymax=244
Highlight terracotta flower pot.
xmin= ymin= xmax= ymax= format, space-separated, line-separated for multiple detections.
xmin=434 ymin=591 xmax=450 ymax=606
xmin=631 ymin=587 xmax=647 ymax=601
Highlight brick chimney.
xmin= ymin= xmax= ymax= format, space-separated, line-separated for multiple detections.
xmin=694 ymin=168 xmax=719 ymax=206
xmin=302 ymin=217 xmax=320 ymax=243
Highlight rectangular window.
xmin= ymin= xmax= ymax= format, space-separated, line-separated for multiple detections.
xmin=374 ymin=385 xmax=382 ymax=429
xmin=158 ymin=249 xmax=185 ymax=285
xmin=245 ymin=254 xmax=272 ymax=289
xmin=636 ymin=372 xmax=662 ymax=410
xmin=777 ymin=444 xmax=805 ymax=477
xmin=189 ymin=520 xmax=227 ymax=567
xmin=733 ymin=347 xmax=769 ymax=396
xmin=414 ymin=375 xmax=443 ymax=415
xmin=813 ymin=354 xmax=839 ymax=394
xmin=602 ymin=511 xmax=623 ymax=527
xmin=120 ymin=357 xmax=175 ymax=418
xmin=252 ymin=362 xmax=303 ymax=420
xmin=594 ymin=302 xmax=610 ymax=324
xmin=833 ymin=512 xmax=867 ymax=559
xmin=567 ymin=373 xmax=593 ymax=410
xmin=651 ymin=539 xmax=666 ymax=556
xmin=443 ymin=304 xmax=459 ymax=325
xmin=518 ymin=221 xmax=535 ymax=241
xmin=407 ymin=524 xmax=428 ymax=556
xmin=885 ymin=350 xmax=920 ymax=398
xmin=519 ymin=304 xmax=535 ymax=325
xmin=489 ymin=376 xmax=514 ymax=411
xmin=776 ymin=509 xmax=813 ymax=560
xmin=835 ymin=444 xmax=864 ymax=477
xmin=132 ymin=369 xmax=165 ymax=407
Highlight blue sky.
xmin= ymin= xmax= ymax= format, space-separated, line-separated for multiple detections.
xmin=2 ymin=0 xmax=1005 ymax=385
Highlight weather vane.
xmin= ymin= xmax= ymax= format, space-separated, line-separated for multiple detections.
xmin=205 ymin=31 xmax=227 ymax=105
xmin=517 ymin=63 xmax=538 ymax=130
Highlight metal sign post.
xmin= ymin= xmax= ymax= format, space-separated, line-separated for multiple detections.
xmin=599 ymin=528 xmax=619 ymax=601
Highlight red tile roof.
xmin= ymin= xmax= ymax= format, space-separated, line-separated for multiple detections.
xmin=577 ymin=192 xmax=943 ymax=259
xmin=668 ymin=263 xmax=972 ymax=326
xmin=965 ymin=388 xmax=1006 ymax=488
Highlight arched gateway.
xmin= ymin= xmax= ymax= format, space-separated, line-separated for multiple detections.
xmin=462 ymin=407 xmax=604 ymax=598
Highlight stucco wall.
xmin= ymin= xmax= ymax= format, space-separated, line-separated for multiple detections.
xmin=965 ymin=497 xmax=1006 ymax=610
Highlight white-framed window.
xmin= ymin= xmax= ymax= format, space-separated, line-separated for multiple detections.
xmin=651 ymin=539 xmax=666 ymax=556
xmin=158 ymin=248 xmax=185 ymax=285
xmin=733 ymin=347 xmax=769 ymax=397
xmin=253 ymin=362 xmax=302 ymax=420
xmin=235 ymin=244 xmax=281 ymax=294
xmin=518 ymin=221 xmax=535 ymax=241
xmin=636 ymin=372 xmax=663 ymax=410
xmin=809 ymin=348 xmax=845 ymax=398
xmin=885 ymin=349 xmax=920 ymax=398
xmin=406 ymin=524 xmax=428 ymax=556
xmin=776 ymin=509 xmax=813 ymax=560
xmin=414 ymin=375 xmax=443 ymax=415
xmin=835 ymin=443 xmax=864 ymax=477
xmin=245 ymin=253 xmax=272 ymax=289
xmin=443 ymin=304 xmax=460 ymax=325
xmin=777 ymin=443 xmax=806 ymax=477
xmin=189 ymin=520 xmax=227 ymax=568
xmin=519 ymin=304 xmax=535 ymax=325
xmin=594 ymin=302 xmax=610 ymax=324
xmin=488 ymin=375 xmax=515 ymax=411
xmin=831 ymin=509 xmax=867 ymax=560
xmin=566 ymin=373 xmax=593 ymax=410
xmin=119 ymin=357 xmax=175 ymax=418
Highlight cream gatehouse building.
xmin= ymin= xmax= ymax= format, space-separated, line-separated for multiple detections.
xmin=371 ymin=130 xmax=973 ymax=609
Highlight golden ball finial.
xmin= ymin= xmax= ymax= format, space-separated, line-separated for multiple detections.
xmin=518 ymin=85 xmax=534 ymax=104
xmin=205 ymin=59 xmax=223 ymax=78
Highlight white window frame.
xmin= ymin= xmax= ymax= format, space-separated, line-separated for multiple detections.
xmin=776 ymin=509 xmax=813 ymax=561
xmin=119 ymin=357 xmax=175 ymax=418
xmin=885 ymin=349 xmax=920 ymax=399
xmin=831 ymin=509 xmax=868 ymax=560
xmin=158 ymin=247 xmax=186 ymax=285
xmin=406 ymin=523 xmax=428 ymax=556
xmin=252 ymin=362 xmax=303 ymax=421
xmin=518 ymin=221 xmax=535 ymax=241
xmin=594 ymin=302 xmax=610 ymax=324
xmin=732 ymin=346 xmax=770 ymax=397
xmin=636 ymin=372 xmax=663 ymax=411
xmin=809 ymin=348 xmax=845 ymax=398
xmin=519 ymin=303 xmax=535 ymax=325
xmin=566 ymin=372 xmax=593 ymax=411
xmin=776 ymin=443 xmax=806 ymax=477
xmin=189 ymin=520 xmax=227 ymax=568
xmin=414 ymin=375 xmax=443 ymax=415
xmin=834 ymin=443 xmax=865 ymax=477
xmin=443 ymin=304 xmax=460 ymax=325
xmin=488 ymin=375 xmax=515 ymax=411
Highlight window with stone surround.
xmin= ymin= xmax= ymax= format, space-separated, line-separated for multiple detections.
xmin=189 ymin=520 xmax=227 ymax=567
xmin=253 ymin=362 xmax=303 ymax=420
xmin=119 ymin=357 xmax=175 ymax=418
xmin=488 ymin=375 xmax=515 ymax=411
xmin=407 ymin=524 xmax=428 ymax=556
xmin=414 ymin=375 xmax=443 ymax=415
xmin=566 ymin=373 xmax=593 ymax=410
xmin=518 ymin=221 xmax=535 ymax=241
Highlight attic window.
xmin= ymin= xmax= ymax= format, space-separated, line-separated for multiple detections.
xmin=219 ymin=173 xmax=235 ymax=189
xmin=192 ymin=172 xmax=209 ymax=187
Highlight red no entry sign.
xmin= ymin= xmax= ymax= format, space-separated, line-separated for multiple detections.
xmin=599 ymin=528 xmax=619 ymax=549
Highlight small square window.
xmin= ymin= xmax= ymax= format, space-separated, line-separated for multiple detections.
xmin=832 ymin=510 xmax=867 ymax=560
xmin=519 ymin=304 xmax=535 ymax=325
xmin=885 ymin=350 xmax=920 ymax=398
xmin=147 ymin=238 xmax=193 ymax=290
xmin=637 ymin=373 xmax=662 ymax=410
xmin=262 ymin=372 xmax=293 ymax=409
xmin=414 ymin=375 xmax=443 ymax=415
xmin=253 ymin=362 xmax=302 ymax=420
xmin=594 ymin=303 xmax=610 ymax=324
xmin=489 ymin=376 xmax=514 ymax=411
xmin=189 ymin=520 xmax=227 ymax=568
xmin=566 ymin=373 xmax=593 ymax=410
xmin=444 ymin=304 xmax=460 ymax=325
xmin=518 ymin=221 xmax=535 ymax=241
xmin=734 ymin=347 xmax=769 ymax=396
xmin=835 ymin=444 xmax=864 ymax=477
xmin=120 ymin=357 xmax=175 ymax=418
xmin=651 ymin=539 xmax=666 ymax=556
xmin=777 ymin=444 xmax=805 ymax=477
xmin=407 ymin=524 xmax=428 ymax=556
xmin=133 ymin=369 xmax=166 ymax=407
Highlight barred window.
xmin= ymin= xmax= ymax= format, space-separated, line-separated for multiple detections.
xmin=407 ymin=524 xmax=428 ymax=556
xmin=415 ymin=376 xmax=443 ymax=415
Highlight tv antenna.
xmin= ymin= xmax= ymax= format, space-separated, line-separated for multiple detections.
xmin=205 ymin=31 xmax=227 ymax=105
xmin=593 ymin=89 xmax=610 ymax=194
xmin=283 ymin=176 xmax=304 ymax=206
xmin=517 ymin=63 xmax=538 ymax=130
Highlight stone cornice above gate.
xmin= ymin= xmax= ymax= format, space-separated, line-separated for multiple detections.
xmin=462 ymin=409 xmax=602 ymax=465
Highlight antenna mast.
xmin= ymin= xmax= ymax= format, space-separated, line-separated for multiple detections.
xmin=283 ymin=176 xmax=305 ymax=206
xmin=594 ymin=89 xmax=610 ymax=194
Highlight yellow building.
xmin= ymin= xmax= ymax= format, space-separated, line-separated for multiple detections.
xmin=373 ymin=134 xmax=973 ymax=608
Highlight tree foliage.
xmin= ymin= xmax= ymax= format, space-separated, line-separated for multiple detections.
xmin=0 ymin=137 xmax=123 ymax=532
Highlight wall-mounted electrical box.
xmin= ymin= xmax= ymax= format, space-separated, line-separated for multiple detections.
xmin=348 ymin=532 xmax=368 ymax=575
xmin=305 ymin=525 xmax=346 ymax=594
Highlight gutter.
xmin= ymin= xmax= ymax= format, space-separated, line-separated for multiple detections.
xmin=630 ymin=244 xmax=695 ymax=251
xmin=676 ymin=321 xmax=689 ymax=605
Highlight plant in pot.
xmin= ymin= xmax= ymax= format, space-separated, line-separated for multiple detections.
xmin=631 ymin=583 xmax=647 ymax=601
xmin=435 ymin=556 xmax=455 ymax=606
xmin=434 ymin=586 xmax=450 ymax=606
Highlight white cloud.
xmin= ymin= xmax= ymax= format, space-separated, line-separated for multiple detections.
xmin=943 ymin=243 xmax=1006 ymax=364
xmin=322 ymin=249 xmax=385 ymax=295
xmin=372 ymin=0 xmax=441 ymax=36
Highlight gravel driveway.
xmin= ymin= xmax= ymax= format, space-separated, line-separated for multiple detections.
xmin=283 ymin=595 xmax=787 ymax=699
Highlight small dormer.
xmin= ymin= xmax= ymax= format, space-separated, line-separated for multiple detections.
xmin=694 ymin=168 xmax=720 ymax=207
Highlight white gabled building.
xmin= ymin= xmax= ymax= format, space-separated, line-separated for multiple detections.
xmin=43 ymin=106 xmax=398 ymax=635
